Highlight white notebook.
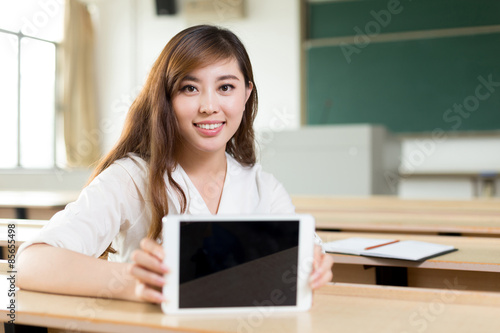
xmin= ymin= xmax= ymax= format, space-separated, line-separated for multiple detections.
xmin=324 ymin=237 xmax=457 ymax=261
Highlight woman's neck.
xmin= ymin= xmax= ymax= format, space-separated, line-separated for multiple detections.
xmin=177 ymin=147 xmax=227 ymax=178
xmin=177 ymin=146 xmax=228 ymax=214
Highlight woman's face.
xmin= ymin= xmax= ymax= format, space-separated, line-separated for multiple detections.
xmin=172 ymin=58 xmax=253 ymax=156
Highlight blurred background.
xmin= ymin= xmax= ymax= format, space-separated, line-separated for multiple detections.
xmin=1 ymin=0 xmax=499 ymax=221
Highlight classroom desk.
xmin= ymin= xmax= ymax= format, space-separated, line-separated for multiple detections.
xmin=292 ymin=196 xmax=500 ymax=212
xmin=311 ymin=213 xmax=500 ymax=237
xmin=293 ymin=196 xmax=500 ymax=237
xmin=0 ymin=190 xmax=79 ymax=219
xmin=1 ymin=270 xmax=500 ymax=333
xmin=317 ymin=231 xmax=500 ymax=292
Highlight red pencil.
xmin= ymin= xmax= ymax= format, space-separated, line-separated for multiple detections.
xmin=364 ymin=240 xmax=400 ymax=250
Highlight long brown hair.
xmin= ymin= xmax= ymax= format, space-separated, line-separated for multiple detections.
xmin=89 ymin=25 xmax=258 ymax=253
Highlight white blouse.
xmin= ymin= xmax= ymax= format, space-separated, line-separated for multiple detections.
xmin=17 ymin=153 xmax=299 ymax=263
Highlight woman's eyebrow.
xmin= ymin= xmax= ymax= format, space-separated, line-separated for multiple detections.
xmin=181 ymin=75 xmax=199 ymax=82
xmin=180 ymin=74 xmax=239 ymax=82
xmin=217 ymin=74 xmax=239 ymax=81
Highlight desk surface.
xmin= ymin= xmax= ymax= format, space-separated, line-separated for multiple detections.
xmin=293 ymin=196 xmax=500 ymax=236
xmin=308 ymin=210 xmax=500 ymax=236
xmin=0 ymin=191 xmax=80 ymax=209
xmin=311 ymin=213 xmax=500 ymax=237
xmin=292 ymin=196 xmax=500 ymax=213
xmin=318 ymin=231 xmax=500 ymax=273
xmin=2 ymin=273 xmax=500 ymax=333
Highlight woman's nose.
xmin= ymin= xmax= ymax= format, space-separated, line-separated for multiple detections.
xmin=200 ymin=90 xmax=219 ymax=114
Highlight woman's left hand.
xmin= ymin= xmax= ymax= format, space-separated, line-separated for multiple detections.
xmin=310 ymin=245 xmax=334 ymax=289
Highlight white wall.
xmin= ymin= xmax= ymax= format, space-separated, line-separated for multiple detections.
xmin=400 ymin=136 xmax=500 ymax=173
xmin=398 ymin=136 xmax=500 ymax=199
xmin=89 ymin=0 xmax=301 ymax=153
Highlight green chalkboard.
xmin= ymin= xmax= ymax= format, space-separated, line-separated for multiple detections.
xmin=306 ymin=0 xmax=500 ymax=133
xmin=308 ymin=0 xmax=500 ymax=39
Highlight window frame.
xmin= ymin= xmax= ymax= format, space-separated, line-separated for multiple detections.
xmin=0 ymin=26 xmax=61 ymax=170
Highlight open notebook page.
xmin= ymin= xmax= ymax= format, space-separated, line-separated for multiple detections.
xmin=362 ymin=240 xmax=456 ymax=261
xmin=323 ymin=237 xmax=395 ymax=255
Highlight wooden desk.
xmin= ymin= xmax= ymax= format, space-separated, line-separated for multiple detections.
xmin=311 ymin=212 xmax=500 ymax=237
xmin=292 ymin=196 xmax=500 ymax=212
xmin=293 ymin=196 xmax=500 ymax=236
xmin=0 ymin=190 xmax=79 ymax=219
xmin=318 ymin=231 xmax=500 ymax=292
xmin=1 ymin=272 xmax=500 ymax=333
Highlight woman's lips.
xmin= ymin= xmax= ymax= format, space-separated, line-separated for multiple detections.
xmin=193 ymin=122 xmax=225 ymax=136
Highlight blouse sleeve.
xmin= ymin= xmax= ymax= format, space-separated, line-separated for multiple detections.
xmin=16 ymin=161 xmax=146 ymax=259
xmin=269 ymin=176 xmax=296 ymax=214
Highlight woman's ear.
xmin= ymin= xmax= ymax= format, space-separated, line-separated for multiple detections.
xmin=245 ymin=81 xmax=253 ymax=104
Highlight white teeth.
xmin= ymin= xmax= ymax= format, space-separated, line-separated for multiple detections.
xmin=196 ymin=123 xmax=223 ymax=130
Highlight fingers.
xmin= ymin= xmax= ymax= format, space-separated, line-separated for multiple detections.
xmin=314 ymin=254 xmax=334 ymax=288
xmin=128 ymin=238 xmax=169 ymax=304
xmin=310 ymin=245 xmax=334 ymax=289
xmin=131 ymin=247 xmax=169 ymax=276
xmin=140 ymin=238 xmax=165 ymax=262
xmin=133 ymin=277 xmax=166 ymax=303
xmin=128 ymin=260 xmax=166 ymax=288
xmin=313 ymin=244 xmax=322 ymax=267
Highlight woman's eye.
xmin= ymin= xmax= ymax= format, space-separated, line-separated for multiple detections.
xmin=182 ymin=85 xmax=197 ymax=93
xmin=220 ymin=84 xmax=234 ymax=92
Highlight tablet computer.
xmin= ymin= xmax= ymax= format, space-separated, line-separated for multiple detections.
xmin=161 ymin=214 xmax=315 ymax=314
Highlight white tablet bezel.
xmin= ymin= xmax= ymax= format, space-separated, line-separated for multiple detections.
xmin=161 ymin=214 xmax=315 ymax=314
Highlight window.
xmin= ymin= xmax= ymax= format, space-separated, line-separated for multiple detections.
xmin=0 ymin=1 xmax=64 ymax=169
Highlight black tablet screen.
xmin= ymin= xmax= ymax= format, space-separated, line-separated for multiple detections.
xmin=178 ymin=220 xmax=299 ymax=308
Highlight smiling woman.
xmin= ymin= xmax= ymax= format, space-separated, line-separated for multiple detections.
xmin=16 ymin=25 xmax=333 ymax=305
xmin=173 ymin=58 xmax=253 ymax=214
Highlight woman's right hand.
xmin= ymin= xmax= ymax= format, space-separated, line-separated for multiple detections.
xmin=128 ymin=238 xmax=169 ymax=303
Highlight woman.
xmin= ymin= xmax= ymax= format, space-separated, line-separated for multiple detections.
xmin=17 ymin=25 xmax=333 ymax=303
